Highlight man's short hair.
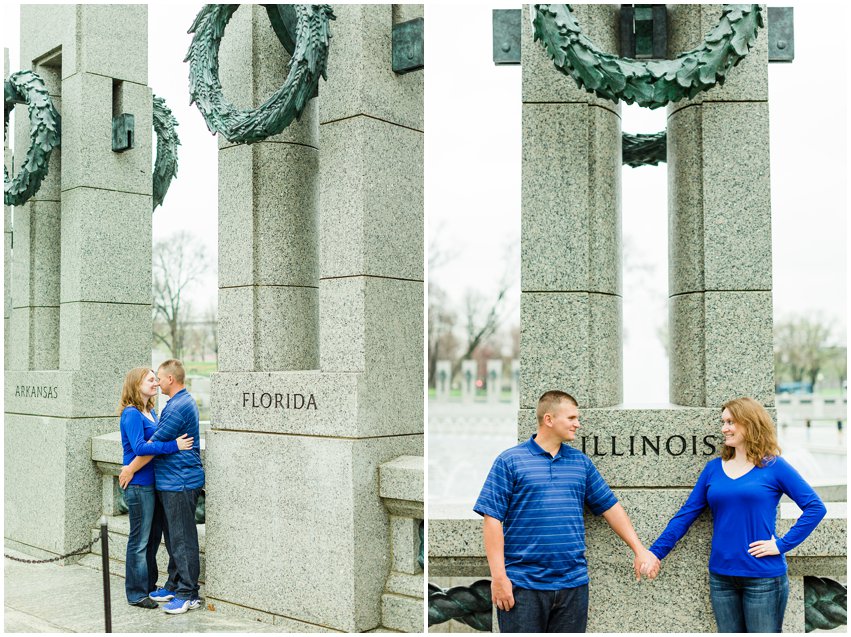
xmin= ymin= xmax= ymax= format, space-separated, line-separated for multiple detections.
xmin=158 ymin=359 xmax=186 ymax=384
xmin=536 ymin=390 xmax=578 ymax=424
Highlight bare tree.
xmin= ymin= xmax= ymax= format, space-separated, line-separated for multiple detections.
xmin=153 ymin=231 xmax=211 ymax=360
xmin=774 ymin=315 xmax=836 ymax=390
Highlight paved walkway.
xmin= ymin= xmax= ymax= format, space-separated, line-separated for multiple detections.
xmin=4 ymin=549 xmax=279 ymax=633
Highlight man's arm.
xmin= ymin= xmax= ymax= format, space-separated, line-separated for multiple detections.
xmin=483 ymin=515 xmax=514 ymax=611
xmin=601 ymin=503 xmax=659 ymax=581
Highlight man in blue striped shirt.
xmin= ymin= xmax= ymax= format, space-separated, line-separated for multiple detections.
xmin=120 ymin=359 xmax=205 ymax=615
xmin=474 ymin=390 xmax=657 ymax=632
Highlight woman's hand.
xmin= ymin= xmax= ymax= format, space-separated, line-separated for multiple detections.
xmin=748 ymin=536 xmax=780 ymax=558
xmin=176 ymin=433 xmax=195 ymax=451
xmin=634 ymin=549 xmax=661 ymax=581
xmin=118 ymin=466 xmax=134 ymax=489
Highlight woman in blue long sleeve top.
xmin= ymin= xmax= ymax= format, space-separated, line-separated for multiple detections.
xmin=646 ymin=397 xmax=826 ymax=632
xmin=118 ymin=367 xmax=193 ymax=608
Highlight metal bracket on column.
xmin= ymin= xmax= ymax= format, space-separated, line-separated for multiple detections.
xmin=392 ymin=17 xmax=424 ymax=74
xmin=493 ymin=9 xmax=521 ymax=64
xmin=111 ymin=113 xmax=135 ymax=152
xmin=768 ymin=7 xmax=794 ymax=62
xmin=620 ymin=5 xmax=667 ymax=59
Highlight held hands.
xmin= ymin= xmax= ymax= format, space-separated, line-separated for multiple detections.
xmin=633 ymin=548 xmax=661 ymax=581
xmin=118 ymin=466 xmax=134 ymax=489
xmin=491 ymin=575 xmax=515 ymax=611
xmin=748 ymin=536 xmax=780 ymax=558
xmin=176 ymin=433 xmax=195 ymax=450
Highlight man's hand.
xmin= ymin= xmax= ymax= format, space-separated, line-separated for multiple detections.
xmin=748 ymin=536 xmax=780 ymax=558
xmin=633 ymin=549 xmax=661 ymax=581
xmin=491 ymin=575 xmax=515 ymax=611
xmin=118 ymin=466 xmax=134 ymax=489
xmin=176 ymin=433 xmax=194 ymax=450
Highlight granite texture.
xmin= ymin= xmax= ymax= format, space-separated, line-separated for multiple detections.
xmin=60 ymin=72 xmax=152 ymax=196
xmin=19 ymin=5 xmax=77 ymax=81
xmin=319 ymin=4 xmax=423 ymax=131
xmin=379 ymin=455 xmax=424 ymax=503
xmin=75 ymin=5 xmax=148 ymax=84
xmin=91 ymin=430 xmax=207 ymax=467
xmin=704 ymin=291 xmax=774 ymax=407
xmin=520 ymin=292 xmax=621 ymax=409
xmin=783 ymin=576 xmax=805 ymax=633
xmin=29 ymin=307 xmax=60 ymax=370
xmin=319 ymin=278 xmax=422 ymax=407
xmin=218 ymin=142 xmax=319 ymax=288
xmin=669 ymin=103 xmax=771 ymax=295
xmin=204 ymin=430 xmax=422 ymax=632
xmin=7 ymin=308 xmax=32 ymax=371
xmin=217 ymin=285 xmax=319 ymax=372
xmin=669 ymin=293 xmax=706 ymax=407
xmin=667 ymin=4 xmax=769 ymax=114
xmin=521 ymin=4 xmax=621 ymax=111
xmin=385 ymin=572 xmax=424 ymax=600
xmin=4 ymin=414 xmax=115 ymax=556
xmin=779 ymin=516 xmax=847 ymax=558
xmin=23 ymin=201 xmax=61 ymax=307
xmin=211 ymin=368 xmax=424 ymax=438
xmin=381 ymin=593 xmax=422 ymax=633
xmin=671 ymin=290 xmax=775 ymax=409
xmin=516 ymin=407 xmax=724 ymax=487
xmin=218 ymin=5 xmax=319 ymax=148
xmin=521 ymin=103 xmax=620 ymax=294
xmin=59 ymin=188 xmax=151 ymax=304
xmin=58 ymin=301 xmax=150 ymax=374
xmin=701 ymin=102 xmax=771 ymax=291
xmin=319 ymin=116 xmax=423 ymax=281
xmin=389 ymin=517 xmax=421 ymax=575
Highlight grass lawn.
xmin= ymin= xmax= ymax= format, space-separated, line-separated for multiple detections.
xmin=184 ymin=360 xmax=217 ymax=377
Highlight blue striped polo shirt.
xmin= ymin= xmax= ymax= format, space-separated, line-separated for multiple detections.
xmin=474 ymin=434 xmax=618 ymax=590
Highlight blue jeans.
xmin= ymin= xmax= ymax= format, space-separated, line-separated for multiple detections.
xmin=123 ymin=484 xmax=158 ymax=603
xmin=710 ymin=572 xmax=788 ymax=632
xmin=158 ymin=488 xmax=202 ymax=600
xmin=497 ymin=584 xmax=589 ymax=633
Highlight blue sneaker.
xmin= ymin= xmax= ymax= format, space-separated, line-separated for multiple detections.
xmin=163 ymin=597 xmax=190 ymax=614
xmin=188 ymin=598 xmax=202 ymax=610
xmin=149 ymin=587 xmax=175 ymax=602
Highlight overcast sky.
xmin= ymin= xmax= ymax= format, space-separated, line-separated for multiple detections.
xmin=4 ymin=3 xmax=847 ymax=403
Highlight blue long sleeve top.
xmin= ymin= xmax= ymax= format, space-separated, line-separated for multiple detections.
xmin=649 ymin=457 xmax=826 ymax=577
xmin=119 ymin=406 xmax=178 ymax=486
xmin=149 ymin=389 xmax=204 ymax=492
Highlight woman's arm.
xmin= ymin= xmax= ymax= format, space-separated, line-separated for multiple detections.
xmin=123 ymin=408 xmax=180 ymax=457
xmin=649 ymin=461 xmax=713 ymax=560
xmin=768 ymin=458 xmax=827 ymax=554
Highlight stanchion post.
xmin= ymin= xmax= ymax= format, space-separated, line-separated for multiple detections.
xmin=100 ymin=516 xmax=112 ymax=633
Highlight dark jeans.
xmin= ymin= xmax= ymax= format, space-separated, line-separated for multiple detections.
xmin=124 ymin=484 xmax=157 ymax=603
xmin=497 ymin=584 xmax=589 ymax=633
xmin=149 ymin=490 xmax=179 ymax=593
xmin=157 ymin=488 xmax=202 ymax=600
xmin=710 ymin=572 xmax=788 ymax=633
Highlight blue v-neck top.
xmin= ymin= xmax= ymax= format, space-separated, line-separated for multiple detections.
xmin=649 ymin=457 xmax=826 ymax=577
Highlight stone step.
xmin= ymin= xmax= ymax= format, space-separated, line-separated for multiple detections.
xmin=85 ymin=515 xmax=206 ymax=586
xmin=381 ymin=592 xmax=423 ymax=634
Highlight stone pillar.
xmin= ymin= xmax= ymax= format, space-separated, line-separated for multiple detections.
xmin=461 ymin=359 xmax=477 ymax=403
xmin=436 ymin=360 xmax=451 ymax=401
xmin=519 ymin=4 xmax=622 ymax=422
xmin=667 ymin=4 xmax=773 ymax=409
xmin=486 ymin=359 xmax=503 ymax=403
xmin=4 ymin=5 xmax=152 ymax=558
xmin=4 ymin=48 xmax=11 ymax=370
xmin=206 ymin=5 xmax=423 ymax=632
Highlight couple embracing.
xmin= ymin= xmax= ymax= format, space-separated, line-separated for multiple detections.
xmin=475 ymin=390 xmax=827 ymax=633
xmin=117 ymin=359 xmax=205 ymax=614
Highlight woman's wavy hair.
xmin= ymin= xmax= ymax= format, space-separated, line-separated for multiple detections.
xmin=720 ymin=397 xmax=781 ymax=467
xmin=118 ymin=367 xmax=157 ymax=414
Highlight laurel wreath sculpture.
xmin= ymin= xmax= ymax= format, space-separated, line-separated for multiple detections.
xmin=804 ymin=576 xmax=847 ymax=632
xmin=152 ymin=95 xmax=180 ymax=211
xmin=622 ymin=131 xmax=667 ymax=168
xmin=4 ymin=70 xmax=61 ymax=207
xmin=428 ymin=580 xmax=492 ymax=631
xmin=533 ymin=4 xmax=763 ymax=109
xmin=186 ymin=4 xmax=335 ymax=144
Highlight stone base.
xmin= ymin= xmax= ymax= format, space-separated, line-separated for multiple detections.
xmin=204 ymin=430 xmax=422 ymax=632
